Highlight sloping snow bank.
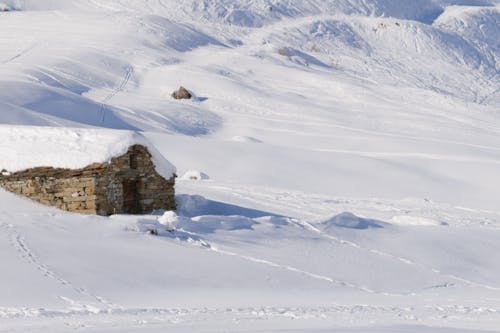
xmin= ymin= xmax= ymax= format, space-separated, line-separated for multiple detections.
xmin=0 ymin=125 xmax=176 ymax=179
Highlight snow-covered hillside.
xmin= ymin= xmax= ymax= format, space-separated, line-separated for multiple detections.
xmin=0 ymin=0 xmax=499 ymax=332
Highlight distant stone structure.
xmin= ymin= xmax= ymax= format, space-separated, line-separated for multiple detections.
xmin=0 ymin=145 xmax=176 ymax=215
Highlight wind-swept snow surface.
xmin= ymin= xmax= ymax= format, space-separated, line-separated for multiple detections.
xmin=0 ymin=0 xmax=499 ymax=332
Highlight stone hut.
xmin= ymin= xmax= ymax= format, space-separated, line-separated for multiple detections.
xmin=0 ymin=126 xmax=176 ymax=216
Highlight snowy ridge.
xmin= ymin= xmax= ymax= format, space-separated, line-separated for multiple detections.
xmin=0 ymin=125 xmax=176 ymax=178
xmin=434 ymin=5 xmax=500 ymax=100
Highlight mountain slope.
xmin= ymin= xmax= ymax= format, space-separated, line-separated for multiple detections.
xmin=0 ymin=1 xmax=499 ymax=332
xmin=0 ymin=0 xmax=498 ymax=131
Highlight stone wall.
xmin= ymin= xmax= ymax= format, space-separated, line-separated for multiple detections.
xmin=94 ymin=145 xmax=176 ymax=215
xmin=0 ymin=145 xmax=176 ymax=215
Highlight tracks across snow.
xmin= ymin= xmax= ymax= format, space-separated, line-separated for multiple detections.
xmin=296 ymin=218 xmax=500 ymax=292
xmin=1 ymin=303 xmax=499 ymax=330
xmin=99 ymin=65 xmax=133 ymax=123
xmin=182 ymin=218 xmax=500 ymax=295
xmin=0 ymin=222 xmax=116 ymax=309
xmin=1 ymin=44 xmax=37 ymax=65
xmin=179 ymin=182 xmax=500 ymax=292
xmin=176 ymin=228 xmax=389 ymax=296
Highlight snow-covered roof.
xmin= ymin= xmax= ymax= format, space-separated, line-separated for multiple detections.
xmin=0 ymin=125 xmax=176 ymax=179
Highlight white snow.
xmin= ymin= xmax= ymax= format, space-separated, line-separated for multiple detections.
xmin=0 ymin=0 xmax=499 ymax=332
xmin=157 ymin=210 xmax=179 ymax=231
xmin=390 ymin=215 xmax=444 ymax=226
xmin=180 ymin=170 xmax=210 ymax=181
xmin=0 ymin=125 xmax=176 ymax=178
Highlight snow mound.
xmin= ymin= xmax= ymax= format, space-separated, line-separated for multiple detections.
xmin=0 ymin=125 xmax=176 ymax=179
xmin=180 ymin=170 xmax=210 ymax=181
xmin=157 ymin=211 xmax=179 ymax=231
xmin=320 ymin=212 xmax=386 ymax=230
xmin=182 ymin=215 xmax=258 ymax=234
xmin=391 ymin=215 xmax=445 ymax=226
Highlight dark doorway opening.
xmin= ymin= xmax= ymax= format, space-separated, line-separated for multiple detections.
xmin=122 ymin=180 xmax=139 ymax=214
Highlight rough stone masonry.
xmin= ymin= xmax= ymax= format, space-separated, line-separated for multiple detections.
xmin=0 ymin=145 xmax=176 ymax=215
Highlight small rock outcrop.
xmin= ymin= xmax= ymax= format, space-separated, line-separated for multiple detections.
xmin=171 ymin=86 xmax=192 ymax=100
xmin=277 ymin=47 xmax=294 ymax=57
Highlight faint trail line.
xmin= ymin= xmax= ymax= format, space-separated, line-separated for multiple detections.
xmin=200 ymin=183 xmax=500 ymax=292
xmin=176 ymin=229 xmax=410 ymax=297
xmin=36 ymin=65 xmax=97 ymax=90
xmin=100 ymin=66 xmax=133 ymax=123
xmin=4 ymin=223 xmax=116 ymax=308
xmin=295 ymin=219 xmax=500 ymax=292
xmin=209 ymin=245 xmax=381 ymax=295
xmin=1 ymin=44 xmax=37 ymax=65
xmin=313 ymin=148 xmax=500 ymax=165
xmin=1 ymin=304 xmax=498 ymax=323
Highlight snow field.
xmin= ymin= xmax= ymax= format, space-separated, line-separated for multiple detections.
xmin=0 ymin=0 xmax=499 ymax=332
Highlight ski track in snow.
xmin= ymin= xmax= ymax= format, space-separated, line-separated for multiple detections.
xmin=297 ymin=219 xmax=500 ymax=292
xmin=195 ymin=183 xmax=500 ymax=292
xmin=176 ymin=228 xmax=393 ymax=296
xmin=1 ymin=44 xmax=37 ymax=65
xmin=0 ymin=221 xmax=116 ymax=309
xmin=1 ymin=303 xmax=499 ymax=323
xmin=99 ymin=66 xmax=133 ymax=123
xmin=202 ymin=217 xmax=500 ymax=295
